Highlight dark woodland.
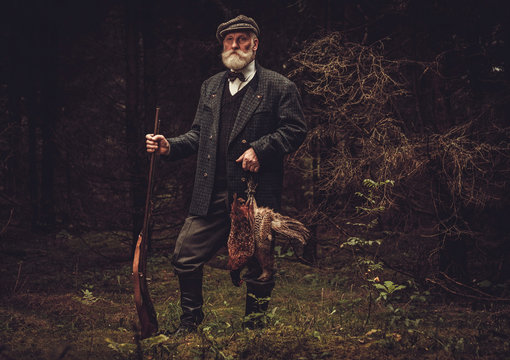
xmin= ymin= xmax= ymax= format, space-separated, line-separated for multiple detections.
xmin=1 ymin=0 xmax=509 ymax=359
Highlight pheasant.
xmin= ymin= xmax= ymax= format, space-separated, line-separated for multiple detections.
xmin=227 ymin=182 xmax=310 ymax=283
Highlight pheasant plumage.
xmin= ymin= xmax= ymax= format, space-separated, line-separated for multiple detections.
xmin=227 ymin=194 xmax=255 ymax=272
xmin=228 ymin=181 xmax=310 ymax=282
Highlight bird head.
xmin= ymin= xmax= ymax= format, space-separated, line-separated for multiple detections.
xmin=231 ymin=194 xmax=254 ymax=226
xmin=231 ymin=194 xmax=249 ymax=217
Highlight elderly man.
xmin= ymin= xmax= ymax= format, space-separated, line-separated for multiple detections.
xmin=146 ymin=15 xmax=306 ymax=334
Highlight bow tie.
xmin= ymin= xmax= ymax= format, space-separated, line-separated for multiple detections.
xmin=227 ymin=71 xmax=246 ymax=82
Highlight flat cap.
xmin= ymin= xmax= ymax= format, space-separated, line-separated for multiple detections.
xmin=216 ymin=15 xmax=260 ymax=43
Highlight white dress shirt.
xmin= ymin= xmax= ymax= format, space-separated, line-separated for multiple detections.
xmin=228 ymin=60 xmax=256 ymax=96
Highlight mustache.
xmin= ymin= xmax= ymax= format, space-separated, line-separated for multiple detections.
xmin=223 ymin=49 xmax=249 ymax=57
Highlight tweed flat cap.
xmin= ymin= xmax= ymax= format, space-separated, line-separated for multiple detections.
xmin=216 ymin=15 xmax=260 ymax=43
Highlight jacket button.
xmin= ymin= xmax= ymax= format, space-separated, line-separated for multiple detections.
xmin=241 ymin=139 xmax=247 ymax=144
xmin=204 ymin=172 xmax=208 ymax=177
xmin=241 ymin=177 xmax=246 ymax=182
xmin=209 ymin=135 xmax=213 ymax=140
xmin=207 ymin=154 xmax=211 ymax=159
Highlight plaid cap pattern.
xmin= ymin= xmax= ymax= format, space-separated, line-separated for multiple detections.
xmin=216 ymin=15 xmax=260 ymax=42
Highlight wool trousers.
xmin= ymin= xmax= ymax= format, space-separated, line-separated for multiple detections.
xmin=171 ymin=189 xmax=274 ymax=285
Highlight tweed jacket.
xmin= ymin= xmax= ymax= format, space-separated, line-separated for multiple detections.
xmin=165 ymin=63 xmax=307 ymax=216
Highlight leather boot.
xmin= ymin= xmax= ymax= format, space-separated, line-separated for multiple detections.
xmin=243 ymin=280 xmax=275 ymax=329
xmin=175 ymin=272 xmax=204 ymax=335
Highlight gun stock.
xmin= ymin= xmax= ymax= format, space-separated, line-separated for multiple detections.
xmin=132 ymin=107 xmax=160 ymax=339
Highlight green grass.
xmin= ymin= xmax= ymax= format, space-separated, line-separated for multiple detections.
xmin=1 ymin=228 xmax=509 ymax=359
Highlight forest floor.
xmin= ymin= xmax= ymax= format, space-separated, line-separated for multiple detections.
xmin=1 ymin=227 xmax=509 ymax=360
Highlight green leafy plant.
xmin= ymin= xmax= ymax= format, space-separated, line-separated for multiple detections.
xmin=373 ymin=281 xmax=406 ymax=302
xmin=244 ymin=294 xmax=279 ymax=328
xmin=105 ymin=338 xmax=135 ymax=354
xmin=75 ymin=288 xmax=101 ymax=305
xmin=275 ymin=245 xmax=294 ymax=258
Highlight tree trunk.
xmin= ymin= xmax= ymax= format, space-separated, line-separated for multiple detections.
xmin=125 ymin=0 xmax=145 ymax=251
xmin=39 ymin=16 xmax=59 ymax=232
xmin=141 ymin=2 xmax=158 ymax=251
xmin=303 ymin=118 xmax=319 ymax=264
xmin=6 ymin=4 xmax=23 ymax=206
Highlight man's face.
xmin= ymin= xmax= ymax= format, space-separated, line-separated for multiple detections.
xmin=221 ymin=31 xmax=258 ymax=71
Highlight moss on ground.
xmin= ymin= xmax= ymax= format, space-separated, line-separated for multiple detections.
xmin=1 ymin=229 xmax=509 ymax=359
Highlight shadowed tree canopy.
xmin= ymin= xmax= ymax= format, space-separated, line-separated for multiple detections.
xmin=1 ymin=0 xmax=509 ymax=295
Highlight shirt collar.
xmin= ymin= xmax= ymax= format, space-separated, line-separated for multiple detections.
xmin=229 ymin=60 xmax=256 ymax=81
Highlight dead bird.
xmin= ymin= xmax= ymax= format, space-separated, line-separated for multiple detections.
xmin=227 ymin=192 xmax=310 ymax=283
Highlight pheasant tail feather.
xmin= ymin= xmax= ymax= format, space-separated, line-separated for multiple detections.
xmin=271 ymin=214 xmax=310 ymax=245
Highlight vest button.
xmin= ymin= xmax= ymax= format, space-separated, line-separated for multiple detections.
xmin=204 ymin=172 xmax=208 ymax=177
xmin=241 ymin=177 xmax=246 ymax=182
xmin=241 ymin=139 xmax=247 ymax=144
xmin=209 ymin=135 xmax=213 ymax=140
xmin=207 ymin=154 xmax=211 ymax=159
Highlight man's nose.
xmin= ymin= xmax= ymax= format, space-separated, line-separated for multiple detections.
xmin=231 ymin=39 xmax=239 ymax=49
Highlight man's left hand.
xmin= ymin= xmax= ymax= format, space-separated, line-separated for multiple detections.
xmin=236 ymin=147 xmax=260 ymax=173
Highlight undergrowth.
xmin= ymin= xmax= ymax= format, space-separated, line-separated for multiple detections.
xmin=0 ymin=227 xmax=509 ymax=359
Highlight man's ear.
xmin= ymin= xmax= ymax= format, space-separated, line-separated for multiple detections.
xmin=252 ymin=38 xmax=259 ymax=51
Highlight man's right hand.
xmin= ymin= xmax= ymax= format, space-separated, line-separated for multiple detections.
xmin=145 ymin=134 xmax=170 ymax=155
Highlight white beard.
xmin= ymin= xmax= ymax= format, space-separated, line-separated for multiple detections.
xmin=222 ymin=48 xmax=255 ymax=71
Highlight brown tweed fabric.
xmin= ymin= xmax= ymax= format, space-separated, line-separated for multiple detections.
xmin=216 ymin=15 xmax=260 ymax=42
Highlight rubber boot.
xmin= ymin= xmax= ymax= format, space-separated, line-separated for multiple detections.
xmin=175 ymin=272 xmax=204 ymax=336
xmin=243 ymin=280 xmax=275 ymax=329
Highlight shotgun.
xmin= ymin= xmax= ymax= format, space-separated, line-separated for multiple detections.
xmin=132 ymin=107 xmax=160 ymax=339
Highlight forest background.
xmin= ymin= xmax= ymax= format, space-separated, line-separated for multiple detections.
xmin=1 ymin=0 xmax=509 ymax=359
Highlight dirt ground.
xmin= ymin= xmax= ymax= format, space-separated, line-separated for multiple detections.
xmin=1 ymin=227 xmax=509 ymax=359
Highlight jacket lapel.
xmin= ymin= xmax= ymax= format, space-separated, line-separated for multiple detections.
xmin=211 ymin=74 xmax=227 ymax=139
xmin=228 ymin=73 xmax=264 ymax=146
